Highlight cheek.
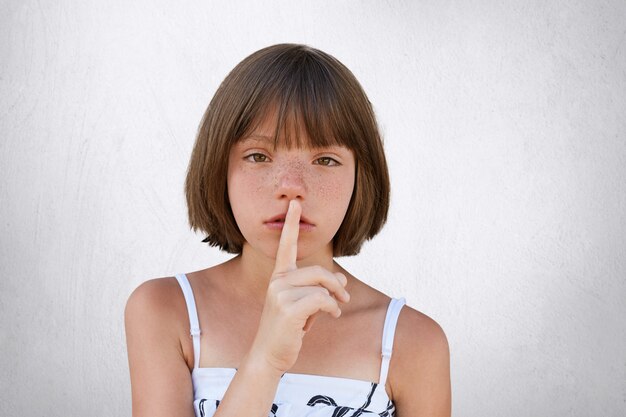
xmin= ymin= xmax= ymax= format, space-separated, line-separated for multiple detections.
xmin=229 ymin=166 xmax=269 ymax=198
xmin=227 ymin=169 xmax=249 ymax=223
xmin=317 ymin=177 xmax=352 ymax=202
xmin=314 ymin=171 xmax=355 ymax=216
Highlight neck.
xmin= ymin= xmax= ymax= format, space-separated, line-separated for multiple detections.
xmin=225 ymin=242 xmax=339 ymax=306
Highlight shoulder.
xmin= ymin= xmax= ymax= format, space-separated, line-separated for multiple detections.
xmin=125 ymin=277 xmax=185 ymax=320
xmin=124 ymin=277 xmax=189 ymax=350
xmin=393 ymin=304 xmax=449 ymax=367
xmin=124 ymin=277 xmax=196 ymax=416
xmin=388 ymin=304 xmax=451 ymax=416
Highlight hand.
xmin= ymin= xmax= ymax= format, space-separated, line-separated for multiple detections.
xmin=247 ymin=200 xmax=351 ymax=375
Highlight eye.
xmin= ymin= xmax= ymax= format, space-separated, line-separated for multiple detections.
xmin=314 ymin=156 xmax=340 ymax=166
xmin=244 ymin=153 xmax=269 ymax=163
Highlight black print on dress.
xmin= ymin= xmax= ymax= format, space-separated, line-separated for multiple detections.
xmin=307 ymin=395 xmax=338 ymax=407
xmin=379 ymin=400 xmax=396 ymax=417
xmin=303 ymin=382 xmax=395 ymax=417
xmin=198 ymin=399 xmax=206 ymax=417
xmin=331 ymin=407 xmax=354 ymax=417
xmin=198 ymin=399 xmax=220 ymax=417
xmin=198 ymin=380 xmax=395 ymax=417
xmin=348 ymin=383 xmax=378 ymax=417
xmin=307 ymin=395 xmax=353 ymax=417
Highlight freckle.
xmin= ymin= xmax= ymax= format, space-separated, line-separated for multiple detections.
xmin=289 ymin=159 xmax=304 ymax=172
xmin=316 ymin=177 xmax=338 ymax=197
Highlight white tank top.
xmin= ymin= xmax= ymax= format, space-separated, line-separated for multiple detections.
xmin=175 ymin=273 xmax=406 ymax=417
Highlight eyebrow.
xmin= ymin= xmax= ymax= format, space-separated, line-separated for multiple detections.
xmin=239 ymin=135 xmax=273 ymax=144
xmin=239 ymin=133 xmax=346 ymax=151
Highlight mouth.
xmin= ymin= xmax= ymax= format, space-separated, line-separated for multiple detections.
xmin=264 ymin=214 xmax=315 ymax=231
xmin=266 ymin=213 xmax=314 ymax=224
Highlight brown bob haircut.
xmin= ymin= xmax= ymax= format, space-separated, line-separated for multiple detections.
xmin=185 ymin=43 xmax=390 ymax=256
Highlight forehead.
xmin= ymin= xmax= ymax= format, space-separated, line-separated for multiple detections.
xmin=235 ymin=105 xmax=348 ymax=151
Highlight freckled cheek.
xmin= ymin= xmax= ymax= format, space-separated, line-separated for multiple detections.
xmin=227 ymin=169 xmax=270 ymax=235
xmin=314 ymin=178 xmax=337 ymax=199
xmin=312 ymin=173 xmax=355 ymax=207
xmin=230 ymin=168 xmax=271 ymax=195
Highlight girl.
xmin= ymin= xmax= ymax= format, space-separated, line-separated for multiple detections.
xmin=125 ymin=43 xmax=450 ymax=417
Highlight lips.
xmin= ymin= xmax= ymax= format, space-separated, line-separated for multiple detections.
xmin=264 ymin=212 xmax=315 ymax=231
xmin=265 ymin=213 xmax=314 ymax=225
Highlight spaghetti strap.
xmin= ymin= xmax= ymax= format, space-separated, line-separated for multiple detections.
xmin=175 ymin=273 xmax=201 ymax=369
xmin=378 ymin=297 xmax=406 ymax=388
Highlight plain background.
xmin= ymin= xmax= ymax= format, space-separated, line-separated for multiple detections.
xmin=1 ymin=1 xmax=625 ymax=416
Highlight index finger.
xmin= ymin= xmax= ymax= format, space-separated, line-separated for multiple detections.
xmin=273 ymin=199 xmax=301 ymax=275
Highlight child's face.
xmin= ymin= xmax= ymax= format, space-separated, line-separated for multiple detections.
xmin=227 ymin=115 xmax=355 ymax=264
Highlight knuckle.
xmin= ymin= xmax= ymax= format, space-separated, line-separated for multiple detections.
xmin=271 ymin=271 xmax=287 ymax=281
xmin=268 ymin=278 xmax=285 ymax=292
xmin=327 ymin=296 xmax=339 ymax=308
xmin=279 ymin=302 xmax=292 ymax=315
xmin=275 ymin=290 xmax=289 ymax=304
xmin=312 ymin=291 xmax=327 ymax=304
xmin=266 ymin=281 xmax=286 ymax=303
xmin=313 ymin=265 xmax=325 ymax=276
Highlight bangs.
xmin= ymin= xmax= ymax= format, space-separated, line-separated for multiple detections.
xmin=186 ymin=43 xmax=389 ymax=255
xmin=232 ymin=47 xmax=360 ymax=150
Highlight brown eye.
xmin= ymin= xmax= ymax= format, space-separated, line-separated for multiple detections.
xmin=245 ymin=153 xmax=268 ymax=162
xmin=315 ymin=157 xmax=339 ymax=166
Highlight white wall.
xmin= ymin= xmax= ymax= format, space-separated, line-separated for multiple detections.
xmin=1 ymin=1 xmax=625 ymax=416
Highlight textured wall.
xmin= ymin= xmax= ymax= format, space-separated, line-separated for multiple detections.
xmin=1 ymin=1 xmax=625 ymax=416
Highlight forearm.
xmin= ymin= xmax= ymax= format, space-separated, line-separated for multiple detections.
xmin=213 ymin=353 xmax=283 ymax=417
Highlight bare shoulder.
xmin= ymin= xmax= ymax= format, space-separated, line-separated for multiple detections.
xmin=389 ymin=305 xmax=451 ymax=416
xmin=394 ymin=305 xmax=449 ymax=365
xmin=124 ymin=276 xmax=190 ymax=360
xmin=124 ymin=277 xmax=196 ymax=417
xmin=125 ymin=277 xmax=186 ymax=324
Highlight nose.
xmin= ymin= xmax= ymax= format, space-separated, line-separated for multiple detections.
xmin=274 ymin=162 xmax=307 ymax=201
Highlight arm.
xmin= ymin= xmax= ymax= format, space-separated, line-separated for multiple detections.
xmin=125 ymin=278 xmax=288 ymax=417
xmin=125 ymin=278 xmax=195 ymax=417
xmin=211 ymin=354 xmax=284 ymax=417
xmin=390 ymin=308 xmax=451 ymax=417
xmin=125 ymin=200 xmax=349 ymax=417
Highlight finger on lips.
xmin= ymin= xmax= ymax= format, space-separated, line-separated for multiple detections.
xmin=273 ymin=200 xmax=301 ymax=275
xmin=272 ymin=199 xmax=350 ymax=305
